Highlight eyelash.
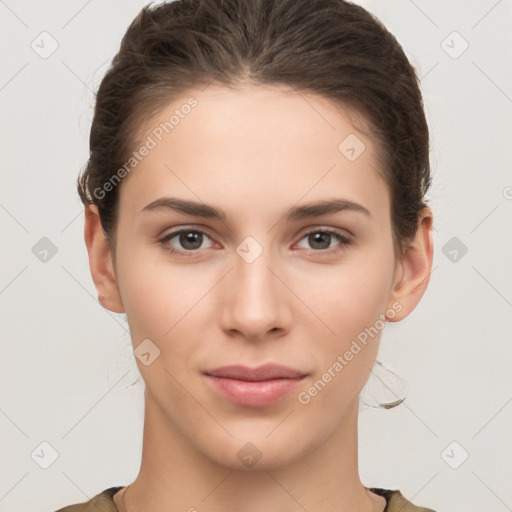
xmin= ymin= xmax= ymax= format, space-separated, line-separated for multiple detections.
xmin=158 ymin=227 xmax=352 ymax=257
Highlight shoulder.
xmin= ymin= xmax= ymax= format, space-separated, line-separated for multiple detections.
xmin=54 ymin=486 xmax=123 ymax=512
xmin=369 ymin=487 xmax=438 ymax=512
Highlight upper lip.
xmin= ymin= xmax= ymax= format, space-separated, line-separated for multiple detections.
xmin=204 ymin=364 xmax=308 ymax=381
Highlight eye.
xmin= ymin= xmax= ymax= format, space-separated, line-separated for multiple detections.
xmin=158 ymin=227 xmax=352 ymax=257
xmin=295 ymin=229 xmax=351 ymax=254
xmin=159 ymin=228 xmax=215 ymax=255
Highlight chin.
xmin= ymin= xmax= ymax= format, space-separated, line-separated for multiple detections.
xmin=199 ymin=430 xmax=310 ymax=472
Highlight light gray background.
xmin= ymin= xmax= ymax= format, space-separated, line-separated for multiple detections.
xmin=1 ymin=1 xmax=511 ymax=511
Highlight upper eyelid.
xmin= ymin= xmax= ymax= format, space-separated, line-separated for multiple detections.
xmin=293 ymin=229 xmax=351 ymax=250
xmin=160 ymin=226 xmax=216 ymax=242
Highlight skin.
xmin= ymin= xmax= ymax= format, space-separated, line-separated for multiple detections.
xmin=84 ymin=83 xmax=433 ymax=512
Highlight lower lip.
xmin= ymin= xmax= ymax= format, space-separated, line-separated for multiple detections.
xmin=205 ymin=375 xmax=306 ymax=407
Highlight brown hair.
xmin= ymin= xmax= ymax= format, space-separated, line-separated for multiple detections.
xmin=78 ymin=0 xmax=431 ymax=255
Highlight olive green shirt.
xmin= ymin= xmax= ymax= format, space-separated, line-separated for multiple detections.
xmin=55 ymin=486 xmax=437 ymax=511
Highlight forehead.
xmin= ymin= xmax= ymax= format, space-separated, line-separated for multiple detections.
xmin=119 ymin=83 xmax=388 ymax=218
xmin=138 ymin=83 xmax=373 ymax=154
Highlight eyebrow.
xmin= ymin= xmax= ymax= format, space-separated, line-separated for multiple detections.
xmin=140 ymin=197 xmax=371 ymax=221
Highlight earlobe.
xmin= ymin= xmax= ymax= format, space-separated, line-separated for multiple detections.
xmin=84 ymin=204 xmax=125 ymax=314
xmin=386 ymin=208 xmax=434 ymax=322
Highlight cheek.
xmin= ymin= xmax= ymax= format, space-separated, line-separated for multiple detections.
xmin=116 ymin=226 xmax=395 ymax=350
xmin=298 ymin=266 xmax=392 ymax=415
xmin=116 ymin=251 xmax=207 ymax=401
xmin=295 ymin=247 xmax=395 ymax=404
xmin=301 ymin=253 xmax=395 ymax=340
xmin=115 ymin=244 xmax=205 ymax=346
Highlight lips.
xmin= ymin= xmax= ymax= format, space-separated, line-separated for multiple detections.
xmin=203 ymin=364 xmax=309 ymax=407
xmin=204 ymin=364 xmax=307 ymax=381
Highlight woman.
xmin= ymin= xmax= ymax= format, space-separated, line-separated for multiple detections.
xmin=56 ymin=0 xmax=436 ymax=510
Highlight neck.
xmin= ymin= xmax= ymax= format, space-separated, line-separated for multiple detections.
xmin=115 ymin=389 xmax=386 ymax=512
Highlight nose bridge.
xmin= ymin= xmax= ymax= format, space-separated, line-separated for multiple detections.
xmin=220 ymin=236 xmax=288 ymax=337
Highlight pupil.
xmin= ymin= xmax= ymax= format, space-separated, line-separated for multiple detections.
xmin=181 ymin=231 xmax=202 ymax=250
xmin=310 ymin=232 xmax=330 ymax=250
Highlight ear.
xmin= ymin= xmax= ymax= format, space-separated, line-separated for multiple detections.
xmin=386 ymin=208 xmax=434 ymax=321
xmin=84 ymin=204 xmax=125 ymax=313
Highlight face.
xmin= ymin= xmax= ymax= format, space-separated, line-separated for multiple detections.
xmin=107 ymin=84 xmax=405 ymax=469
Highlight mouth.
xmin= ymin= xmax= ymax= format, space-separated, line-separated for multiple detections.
xmin=203 ymin=364 xmax=309 ymax=407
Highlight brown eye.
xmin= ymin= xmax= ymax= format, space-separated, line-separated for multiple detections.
xmin=177 ymin=231 xmax=203 ymax=250
xmin=308 ymin=232 xmax=332 ymax=250
xmin=296 ymin=230 xmax=351 ymax=254
xmin=159 ymin=229 xmax=214 ymax=254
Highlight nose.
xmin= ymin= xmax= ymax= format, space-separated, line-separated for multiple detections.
xmin=219 ymin=246 xmax=293 ymax=341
